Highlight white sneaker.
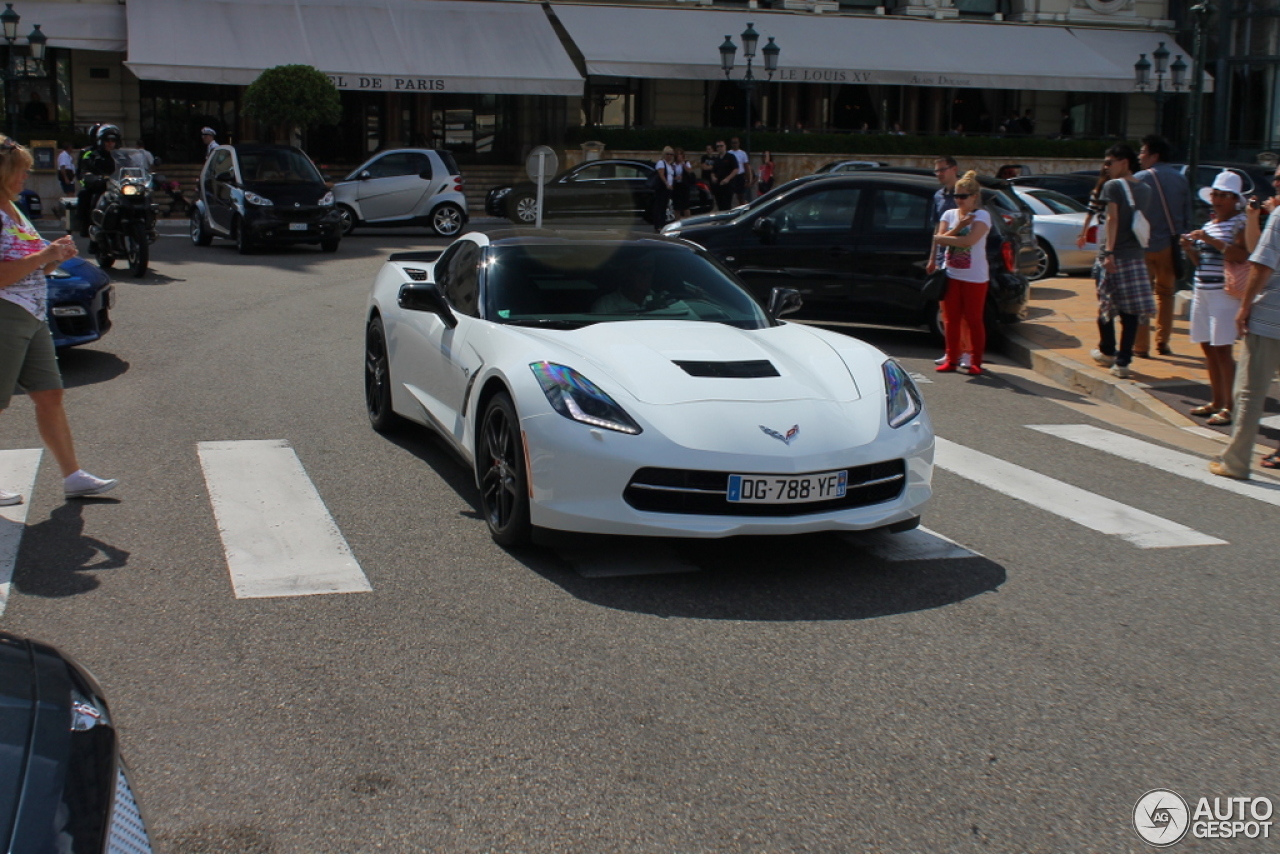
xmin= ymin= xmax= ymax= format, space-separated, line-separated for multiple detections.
xmin=0 ymin=488 xmax=23 ymax=506
xmin=958 ymin=352 xmax=972 ymax=370
xmin=1091 ymin=349 xmax=1115 ymax=368
xmin=934 ymin=355 xmax=948 ymax=365
xmin=64 ymin=470 xmax=118 ymax=498
xmin=1110 ymin=363 xmax=1131 ymax=379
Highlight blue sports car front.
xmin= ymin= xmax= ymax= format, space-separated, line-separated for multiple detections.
xmin=46 ymin=257 xmax=114 ymax=349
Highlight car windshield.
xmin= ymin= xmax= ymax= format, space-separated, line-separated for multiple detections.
xmin=237 ymin=149 xmax=323 ymax=184
xmin=110 ymin=149 xmax=152 ymax=181
xmin=1028 ymin=189 xmax=1087 ymax=214
xmin=485 ymin=244 xmax=771 ymax=330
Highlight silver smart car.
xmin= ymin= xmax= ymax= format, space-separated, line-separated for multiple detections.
xmin=332 ymin=148 xmax=468 ymax=237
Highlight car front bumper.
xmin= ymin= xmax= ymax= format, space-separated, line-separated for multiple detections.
xmin=49 ymin=283 xmax=114 ymax=349
xmin=244 ymin=207 xmax=342 ymax=243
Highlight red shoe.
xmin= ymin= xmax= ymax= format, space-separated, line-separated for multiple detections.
xmin=966 ymin=364 xmax=983 ymax=376
xmin=936 ymin=362 xmax=957 ymax=372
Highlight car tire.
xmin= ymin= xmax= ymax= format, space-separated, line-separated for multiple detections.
xmin=364 ymin=317 xmax=405 ymax=434
xmin=235 ymin=219 xmax=254 ymax=255
xmin=927 ymin=299 xmax=945 ymax=343
xmin=190 ymin=208 xmax=212 ymax=246
xmin=511 ymin=194 xmax=538 ymax=224
xmin=431 ymin=202 xmax=465 ymax=236
xmin=478 ymin=392 xmax=532 ymax=548
xmin=126 ymin=222 xmax=148 ymax=277
xmin=337 ymin=204 xmax=357 ymax=237
xmin=1032 ymin=238 xmax=1058 ymax=281
xmin=320 ymin=238 xmax=340 ymax=253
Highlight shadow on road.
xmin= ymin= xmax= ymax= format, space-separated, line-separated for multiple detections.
xmin=12 ymin=501 xmax=129 ymax=599
xmin=53 ymin=348 xmax=130 ymax=389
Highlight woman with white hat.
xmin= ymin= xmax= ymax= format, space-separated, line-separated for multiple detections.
xmin=1180 ymin=170 xmax=1251 ymax=425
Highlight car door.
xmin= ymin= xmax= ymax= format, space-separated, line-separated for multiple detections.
xmin=205 ymin=148 xmax=236 ymax=234
xmin=355 ymin=151 xmax=434 ymax=223
xmin=553 ymin=162 xmax=633 ymax=217
xmin=726 ymin=184 xmax=863 ymax=310
xmin=393 ymin=241 xmax=484 ymax=444
xmin=849 ymin=184 xmax=935 ymax=323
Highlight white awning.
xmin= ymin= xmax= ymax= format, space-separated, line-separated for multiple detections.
xmin=549 ymin=4 xmax=1200 ymax=94
xmin=124 ymin=0 xmax=584 ymax=96
xmin=8 ymin=1 xmax=127 ymax=52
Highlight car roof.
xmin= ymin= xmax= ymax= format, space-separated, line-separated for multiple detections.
xmin=222 ymin=143 xmax=307 ymax=155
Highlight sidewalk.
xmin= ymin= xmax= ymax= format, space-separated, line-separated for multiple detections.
xmin=1003 ymin=275 xmax=1280 ymax=449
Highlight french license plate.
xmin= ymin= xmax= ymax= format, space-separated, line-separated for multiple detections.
xmin=289 ymin=222 xmax=308 ymax=231
xmin=727 ymin=470 xmax=848 ymax=504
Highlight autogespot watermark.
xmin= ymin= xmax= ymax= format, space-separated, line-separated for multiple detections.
xmin=1133 ymin=789 xmax=1274 ymax=847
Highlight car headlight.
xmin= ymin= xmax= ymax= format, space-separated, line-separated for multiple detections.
xmin=883 ymin=359 xmax=923 ymax=428
xmin=530 ymin=361 xmax=642 ymax=435
xmin=244 ymin=191 xmax=273 ymax=206
xmin=121 ymin=184 xmax=141 ymax=196
xmin=319 ymin=191 xmax=334 ymax=206
xmin=490 ymin=187 xmax=511 ymax=200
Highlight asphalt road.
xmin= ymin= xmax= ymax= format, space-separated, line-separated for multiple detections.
xmin=1 ymin=218 xmax=1276 ymax=853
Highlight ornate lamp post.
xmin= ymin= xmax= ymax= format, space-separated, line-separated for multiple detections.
xmin=719 ymin=23 xmax=779 ymax=155
xmin=1133 ymin=41 xmax=1187 ymax=136
xmin=0 ymin=3 xmax=49 ymax=137
xmin=1185 ymin=1 xmax=1213 ymax=185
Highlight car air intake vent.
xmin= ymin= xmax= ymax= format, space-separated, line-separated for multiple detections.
xmin=672 ymin=359 xmax=780 ymax=378
xmin=403 ymin=268 xmax=428 ymax=281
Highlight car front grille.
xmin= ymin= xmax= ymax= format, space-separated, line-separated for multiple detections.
xmin=623 ymin=459 xmax=906 ymax=517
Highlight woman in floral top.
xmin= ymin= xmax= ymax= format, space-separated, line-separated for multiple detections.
xmin=0 ymin=135 xmax=117 ymax=505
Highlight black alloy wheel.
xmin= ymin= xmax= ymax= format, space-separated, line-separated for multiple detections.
xmin=364 ymin=317 xmax=403 ymax=433
xmin=190 ymin=208 xmax=212 ymax=246
xmin=126 ymin=222 xmax=148 ymax=277
xmin=235 ymin=218 xmax=254 ymax=255
xmin=479 ymin=392 xmax=531 ymax=547
xmin=511 ymin=194 xmax=538 ymax=224
xmin=1031 ymin=238 xmax=1058 ymax=281
xmin=337 ymin=205 xmax=357 ymax=236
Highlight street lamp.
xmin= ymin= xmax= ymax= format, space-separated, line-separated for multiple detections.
xmin=0 ymin=3 xmax=49 ymax=137
xmin=1185 ymin=1 xmax=1213 ymax=187
xmin=718 ymin=23 xmax=779 ymax=156
xmin=1133 ymin=41 xmax=1186 ymax=135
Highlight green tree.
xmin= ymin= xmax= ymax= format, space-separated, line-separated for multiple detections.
xmin=243 ymin=65 xmax=342 ymax=146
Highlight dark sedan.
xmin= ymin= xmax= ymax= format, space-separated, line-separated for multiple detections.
xmin=47 ymin=257 xmax=114 ymax=349
xmin=485 ymin=159 xmax=714 ymax=225
xmin=0 ymin=632 xmax=154 ymax=852
xmin=662 ymin=171 xmax=1032 ymax=339
xmin=1010 ymin=173 xmax=1100 ymax=205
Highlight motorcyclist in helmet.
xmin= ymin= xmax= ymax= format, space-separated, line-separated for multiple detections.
xmin=76 ymin=124 xmax=120 ymax=238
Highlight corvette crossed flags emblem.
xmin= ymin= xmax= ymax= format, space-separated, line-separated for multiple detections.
xmin=760 ymin=424 xmax=799 ymax=445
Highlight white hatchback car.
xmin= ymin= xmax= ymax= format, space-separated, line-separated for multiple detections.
xmin=333 ymin=148 xmax=468 ymax=237
xmin=1012 ymin=186 xmax=1098 ymax=280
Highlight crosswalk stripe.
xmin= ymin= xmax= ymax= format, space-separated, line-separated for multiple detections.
xmin=197 ymin=440 xmax=371 ymax=599
xmin=0 ymin=449 xmax=42 ymax=618
xmin=842 ymin=526 xmax=981 ymax=562
xmin=934 ymin=437 xmax=1226 ymax=549
xmin=1029 ymin=424 xmax=1280 ymax=506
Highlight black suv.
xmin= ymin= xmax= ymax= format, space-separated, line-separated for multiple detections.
xmin=191 ymin=144 xmax=342 ymax=254
xmin=663 ymin=171 xmax=1035 ymax=338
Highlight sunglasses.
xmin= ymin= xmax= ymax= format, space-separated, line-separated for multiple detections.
xmin=953 ymin=193 xmax=974 ymax=200
xmin=0 ymin=139 xmax=16 ymax=153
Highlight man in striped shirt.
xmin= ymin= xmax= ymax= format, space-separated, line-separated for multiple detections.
xmin=1211 ymin=165 xmax=1280 ymax=479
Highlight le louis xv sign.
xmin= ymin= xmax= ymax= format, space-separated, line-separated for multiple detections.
xmin=325 ymin=74 xmax=447 ymax=92
xmin=772 ymin=68 xmax=973 ymax=87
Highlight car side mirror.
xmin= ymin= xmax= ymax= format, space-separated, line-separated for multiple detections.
xmin=359 ymin=170 xmax=372 ymax=180
xmin=753 ymin=216 xmax=778 ymax=243
xmin=398 ymin=282 xmax=457 ymax=328
xmin=767 ymin=287 xmax=803 ymax=319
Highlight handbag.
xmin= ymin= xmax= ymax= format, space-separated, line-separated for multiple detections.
xmin=1121 ymin=179 xmax=1151 ymax=248
xmin=925 ymin=268 xmax=948 ymax=301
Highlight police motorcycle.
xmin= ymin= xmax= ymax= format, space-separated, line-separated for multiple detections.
xmin=89 ymin=148 xmax=158 ymax=277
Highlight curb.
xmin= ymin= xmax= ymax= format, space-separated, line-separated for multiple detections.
xmin=1001 ymin=328 xmax=1203 ymax=430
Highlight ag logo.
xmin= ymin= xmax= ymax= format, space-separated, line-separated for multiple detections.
xmin=1134 ymin=789 xmax=1190 ymax=847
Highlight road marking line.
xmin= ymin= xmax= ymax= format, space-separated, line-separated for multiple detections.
xmin=1030 ymin=424 xmax=1280 ymax=506
xmin=842 ymin=526 xmax=981 ymax=562
xmin=197 ymin=440 xmax=371 ymax=599
xmin=0 ymin=449 xmax=42 ymax=618
xmin=934 ymin=437 xmax=1225 ymax=549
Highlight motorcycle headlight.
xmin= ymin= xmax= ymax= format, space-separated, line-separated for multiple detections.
xmin=530 ymin=362 xmax=642 ymax=435
xmin=883 ymin=359 xmax=923 ymax=428
xmin=244 ymin=191 xmax=273 ymax=206
xmin=121 ymin=184 xmax=141 ymax=197
xmin=319 ymin=191 xmax=334 ymax=206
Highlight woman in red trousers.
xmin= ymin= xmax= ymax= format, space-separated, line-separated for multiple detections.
xmin=932 ymin=170 xmax=991 ymax=376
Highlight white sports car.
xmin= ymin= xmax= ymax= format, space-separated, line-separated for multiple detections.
xmin=365 ymin=233 xmax=934 ymax=545
xmin=1012 ymin=186 xmax=1099 ymax=280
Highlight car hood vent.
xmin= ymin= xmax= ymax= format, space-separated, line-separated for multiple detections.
xmin=672 ymin=359 xmax=780 ymax=378
xmin=403 ymin=268 xmax=428 ymax=281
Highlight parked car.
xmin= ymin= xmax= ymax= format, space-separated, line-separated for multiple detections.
xmin=484 ymin=159 xmax=713 ymax=225
xmin=365 ymin=232 xmax=932 ymax=545
xmin=1010 ymin=173 xmax=1100 ymax=205
xmin=332 ymin=148 xmax=468 ymax=237
xmin=47 ymin=257 xmax=114 ymax=349
xmin=1012 ymin=186 xmax=1098 ymax=280
xmin=814 ymin=160 xmax=889 ymax=174
xmin=662 ymin=171 xmax=1032 ymax=339
xmin=190 ymin=143 xmax=342 ymax=254
xmin=0 ymin=631 xmax=154 ymax=852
